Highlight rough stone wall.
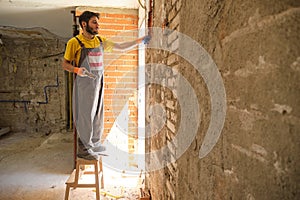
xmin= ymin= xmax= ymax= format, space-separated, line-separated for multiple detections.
xmin=146 ymin=0 xmax=300 ymax=199
xmin=0 ymin=27 xmax=67 ymax=134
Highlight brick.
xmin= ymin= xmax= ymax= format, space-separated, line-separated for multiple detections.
xmin=124 ymin=25 xmax=139 ymax=31
xmin=167 ymin=77 xmax=176 ymax=87
xmin=166 ymin=179 xmax=176 ymax=200
xmin=123 ymin=60 xmax=138 ymax=65
xmin=167 ymin=120 xmax=176 ymax=133
xmin=167 ymin=53 xmax=178 ymax=66
xmin=104 ymin=77 xmax=117 ymax=82
xmin=168 ymin=13 xmax=180 ymax=30
xmin=166 ymin=163 xmax=177 ymax=182
xmin=167 ymin=30 xmax=179 ymax=45
xmin=99 ymin=17 xmax=116 ymax=24
xmin=105 ymin=13 xmax=126 ymax=19
xmin=104 ymin=65 xmax=117 ymax=71
xmin=123 ymin=14 xmax=138 ymax=19
xmin=116 ymin=66 xmax=137 ymax=71
xmin=166 ymin=100 xmax=175 ymax=110
xmin=99 ymin=30 xmax=118 ymax=36
xmin=167 ymin=140 xmax=176 ymax=156
xmin=115 ymin=18 xmax=138 ymax=25
xmin=175 ymin=0 xmax=182 ymax=11
xmin=169 ymin=38 xmax=179 ymax=53
xmin=171 ymin=0 xmax=178 ymax=6
xmin=168 ymin=6 xmax=178 ymax=22
xmin=113 ymin=54 xmax=138 ymax=60
xmin=101 ymin=24 xmax=125 ymax=30
xmin=104 ymin=71 xmax=125 ymax=77
xmin=109 ymin=59 xmax=124 ymax=65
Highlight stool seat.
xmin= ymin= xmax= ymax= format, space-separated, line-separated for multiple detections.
xmin=64 ymin=157 xmax=104 ymax=200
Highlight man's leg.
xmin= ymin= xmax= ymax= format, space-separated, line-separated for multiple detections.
xmin=75 ymin=77 xmax=99 ymax=160
xmin=77 ymin=138 xmax=100 ymax=160
xmin=92 ymin=77 xmax=107 ymax=154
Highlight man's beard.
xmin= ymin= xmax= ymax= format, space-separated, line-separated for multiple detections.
xmin=86 ymin=24 xmax=98 ymax=35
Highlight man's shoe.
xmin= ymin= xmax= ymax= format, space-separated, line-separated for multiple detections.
xmin=93 ymin=150 xmax=109 ymax=156
xmin=92 ymin=145 xmax=106 ymax=152
xmin=77 ymin=149 xmax=100 ymax=160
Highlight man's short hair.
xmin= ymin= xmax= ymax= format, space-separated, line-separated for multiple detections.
xmin=79 ymin=11 xmax=100 ymax=28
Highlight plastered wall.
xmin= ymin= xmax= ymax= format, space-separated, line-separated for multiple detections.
xmin=145 ymin=0 xmax=300 ymax=199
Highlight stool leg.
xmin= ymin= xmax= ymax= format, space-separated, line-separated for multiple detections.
xmin=74 ymin=161 xmax=80 ymax=189
xmin=95 ymin=162 xmax=100 ymax=200
xmin=99 ymin=159 xmax=104 ymax=189
xmin=64 ymin=185 xmax=70 ymax=200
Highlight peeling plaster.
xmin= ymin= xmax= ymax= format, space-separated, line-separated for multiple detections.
xmin=224 ymin=168 xmax=239 ymax=183
xmin=271 ymin=103 xmax=292 ymax=114
xmin=234 ymin=56 xmax=278 ymax=77
xmin=273 ymin=151 xmax=288 ymax=175
xmin=250 ymin=144 xmax=268 ymax=157
xmin=232 ymin=144 xmax=268 ymax=163
xmin=222 ymin=7 xmax=300 ymax=46
xmin=290 ymin=57 xmax=300 ymax=72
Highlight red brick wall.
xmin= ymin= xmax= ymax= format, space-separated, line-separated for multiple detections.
xmin=76 ymin=10 xmax=139 ymax=149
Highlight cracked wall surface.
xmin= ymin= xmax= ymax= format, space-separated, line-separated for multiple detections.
xmin=0 ymin=26 xmax=67 ymax=134
xmin=146 ymin=0 xmax=300 ymax=199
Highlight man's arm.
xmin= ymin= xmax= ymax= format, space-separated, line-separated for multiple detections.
xmin=61 ymin=58 xmax=86 ymax=76
xmin=113 ymin=36 xmax=150 ymax=50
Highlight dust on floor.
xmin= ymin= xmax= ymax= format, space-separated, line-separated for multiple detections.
xmin=0 ymin=131 xmax=141 ymax=200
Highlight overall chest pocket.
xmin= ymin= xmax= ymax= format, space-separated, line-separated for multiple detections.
xmin=88 ymin=51 xmax=103 ymax=71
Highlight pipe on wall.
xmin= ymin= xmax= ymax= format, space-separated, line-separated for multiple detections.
xmin=37 ymin=74 xmax=59 ymax=104
xmin=0 ymin=75 xmax=59 ymax=111
xmin=148 ymin=0 xmax=153 ymax=34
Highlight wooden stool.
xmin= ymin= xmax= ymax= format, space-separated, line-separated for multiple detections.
xmin=64 ymin=157 xmax=104 ymax=200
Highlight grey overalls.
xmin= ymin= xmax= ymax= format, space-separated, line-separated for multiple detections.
xmin=73 ymin=36 xmax=104 ymax=151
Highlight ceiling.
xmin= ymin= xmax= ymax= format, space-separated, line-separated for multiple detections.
xmin=0 ymin=0 xmax=141 ymax=38
xmin=0 ymin=0 xmax=140 ymax=12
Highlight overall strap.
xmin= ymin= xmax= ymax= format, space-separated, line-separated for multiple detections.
xmin=96 ymin=36 xmax=103 ymax=46
xmin=75 ymin=36 xmax=84 ymax=48
xmin=75 ymin=36 xmax=102 ymax=47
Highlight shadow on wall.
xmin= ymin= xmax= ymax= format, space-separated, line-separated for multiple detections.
xmin=0 ymin=7 xmax=75 ymax=39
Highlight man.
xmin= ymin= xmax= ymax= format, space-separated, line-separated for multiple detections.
xmin=62 ymin=11 xmax=150 ymax=160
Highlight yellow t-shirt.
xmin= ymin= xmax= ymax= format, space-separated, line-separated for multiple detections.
xmin=64 ymin=34 xmax=114 ymax=67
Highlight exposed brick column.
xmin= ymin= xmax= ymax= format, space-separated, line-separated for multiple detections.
xmin=145 ymin=0 xmax=181 ymax=199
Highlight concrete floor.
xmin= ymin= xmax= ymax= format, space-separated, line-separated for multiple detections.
xmin=0 ymin=131 xmax=142 ymax=200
